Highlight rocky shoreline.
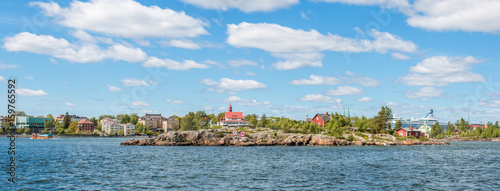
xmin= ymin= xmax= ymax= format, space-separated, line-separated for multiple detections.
xmin=120 ymin=129 xmax=450 ymax=147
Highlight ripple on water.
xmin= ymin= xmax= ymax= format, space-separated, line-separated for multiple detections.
xmin=1 ymin=138 xmax=499 ymax=190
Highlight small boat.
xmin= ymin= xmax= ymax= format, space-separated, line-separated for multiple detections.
xmin=31 ymin=133 xmax=53 ymax=139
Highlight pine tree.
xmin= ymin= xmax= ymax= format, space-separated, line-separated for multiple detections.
xmin=62 ymin=112 xmax=71 ymax=129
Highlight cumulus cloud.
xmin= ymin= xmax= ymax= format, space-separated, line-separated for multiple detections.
xmin=181 ymin=0 xmax=299 ymax=13
xmin=299 ymin=94 xmax=342 ymax=103
xmin=65 ymin=102 xmax=75 ymax=107
xmin=318 ymin=0 xmax=500 ymax=34
xmin=121 ymin=78 xmax=150 ymax=87
xmin=0 ymin=76 xmax=4 ymax=81
xmin=200 ymin=78 xmax=266 ymax=92
xmin=479 ymin=100 xmax=500 ymax=107
xmin=405 ymin=87 xmax=446 ymax=98
xmin=399 ymin=56 xmax=485 ymax=86
xmin=227 ymin=22 xmax=415 ymax=70
xmin=17 ymin=88 xmax=48 ymax=96
xmin=325 ymin=86 xmax=363 ymax=96
xmin=357 ymin=97 xmax=374 ymax=102
xmin=131 ymin=101 xmax=150 ymax=107
xmin=227 ymin=59 xmax=258 ymax=67
xmin=108 ymin=85 xmax=123 ymax=92
xmin=142 ymin=57 xmax=210 ymax=70
xmin=162 ymin=39 xmax=201 ymax=49
xmin=3 ymin=32 xmax=147 ymax=63
xmin=290 ymin=75 xmax=342 ymax=85
xmin=166 ymin=99 xmax=184 ymax=104
xmin=223 ymin=96 xmax=270 ymax=106
xmin=31 ymin=0 xmax=208 ymax=38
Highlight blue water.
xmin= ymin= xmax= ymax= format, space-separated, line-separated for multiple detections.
xmin=1 ymin=137 xmax=499 ymax=190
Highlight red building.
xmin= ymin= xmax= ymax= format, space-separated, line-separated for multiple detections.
xmin=217 ymin=104 xmax=249 ymax=127
xmin=454 ymin=129 xmax=461 ymax=135
xmin=78 ymin=118 xmax=95 ymax=133
xmin=311 ymin=112 xmax=331 ymax=127
xmin=396 ymin=126 xmax=422 ymax=138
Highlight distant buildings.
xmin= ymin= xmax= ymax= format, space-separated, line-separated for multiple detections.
xmin=311 ymin=112 xmax=331 ymax=127
xmin=217 ymin=104 xmax=249 ymax=127
xmin=14 ymin=116 xmax=51 ymax=133
xmin=164 ymin=116 xmax=179 ymax=132
xmin=101 ymin=118 xmax=135 ymax=135
xmin=77 ymin=118 xmax=95 ymax=133
xmin=138 ymin=113 xmax=168 ymax=132
xmin=395 ymin=127 xmax=423 ymax=138
xmin=56 ymin=114 xmax=86 ymax=123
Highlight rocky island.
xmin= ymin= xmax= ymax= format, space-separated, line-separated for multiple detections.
xmin=121 ymin=128 xmax=450 ymax=146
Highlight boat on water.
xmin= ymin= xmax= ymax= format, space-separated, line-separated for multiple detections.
xmin=390 ymin=109 xmax=443 ymax=129
xmin=31 ymin=133 xmax=53 ymax=139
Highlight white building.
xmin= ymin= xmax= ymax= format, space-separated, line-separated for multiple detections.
xmin=101 ymin=118 xmax=135 ymax=135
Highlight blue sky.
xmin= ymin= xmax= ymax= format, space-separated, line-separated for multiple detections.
xmin=1 ymin=0 xmax=500 ymax=123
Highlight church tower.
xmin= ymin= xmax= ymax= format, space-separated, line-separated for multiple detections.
xmin=229 ymin=103 xmax=232 ymax=112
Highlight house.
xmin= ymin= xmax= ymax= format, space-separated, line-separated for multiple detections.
xmin=56 ymin=114 xmax=86 ymax=123
xmin=15 ymin=116 xmax=52 ymax=133
xmin=217 ymin=104 xmax=249 ymax=127
xmin=396 ymin=126 xmax=423 ymax=138
xmin=77 ymin=118 xmax=95 ymax=133
xmin=311 ymin=112 xmax=331 ymax=127
xmin=101 ymin=118 xmax=122 ymax=135
xmin=470 ymin=124 xmax=487 ymax=130
xmin=138 ymin=113 xmax=168 ymax=132
xmin=454 ymin=129 xmax=461 ymax=135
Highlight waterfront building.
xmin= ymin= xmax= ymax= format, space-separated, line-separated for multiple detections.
xmin=14 ymin=116 xmax=51 ymax=133
xmin=217 ymin=104 xmax=249 ymax=127
xmin=123 ymin=123 xmax=136 ymax=136
xmin=101 ymin=118 xmax=121 ymax=135
xmin=395 ymin=127 xmax=423 ymax=138
xmin=164 ymin=116 xmax=179 ymax=132
xmin=311 ymin=112 xmax=331 ymax=127
xmin=138 ymin=113 xmax=168 ymax=132
xmin=0 ymin=116 xmax=4 ymax=129
xmin=77 ymin=118 xmax=95 ymax=133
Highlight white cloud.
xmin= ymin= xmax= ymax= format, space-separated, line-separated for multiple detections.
xmin=166 ymin=99 xmax=184 ymax=104
xmin=131 ymin=101 xmax=150 ymax=107
xmin=181 ymin=0 xmax=299 ymax=13
xmin=121 ymin=78 xmax=150 ymax=87
xmin=399 ymin=56 xmax=485 ymax=86
xmin=227 ymin=59 xmax=258 ymax=67
xmin=408 ymin=0 xmax=500 ymax=33
xmin=0 ymin=63 xmax=19 ymax=69
xmin=26 ymin=76 xmax=35 ymax=80
xmin=31 ymin=0 xmax=208 ymax=38
xmin=108 ymin=85 xmax=123 ymax=92
xmin=224 ymin=96 xmax=270 ymax=106
xmin=140 ymin=109 xmax=157 ymax=113
xmin=162 ymin=39 xmax=201 ymax=49
xmin=299 ymin=94 xmax=342 ymax=103
xmin=405 ymin=87 xmax=446 ymax=98
xmin=227 ymin=22 xmax=415 ymax=70
xmin=357 ymin=97 xmax=374 ymax=102
xmin=65 ymin=102 xmax=75 ymax=107
xmin=290 ymin=75 xmax=342 ymax=85
xmin=147 ymin=79 xmax=158 ymax=85
xmin=0 ymin=76 xmax=4 ymax=81
xmin=479 ymin=100 xmax=500 ymax=107
xmin=325 ymin=86 xmax=363 ymax=95
xmin=17 ymin=88 xmax=48 ymax=96
xmin=142 ymin=57 xmax=210 ymax=70
xmin=245 ymin=71 xmax=256 ymax=76
xmin=201 ymin=78 xmax=266 ymax=92
xmin=369 ymin=29 xmax=417 ymax=53
xmin=3 ymin=32 xmax=147 ymax=63
xmin=343 ymin=71 xmax=380 ymax=87
xmin=384 ymin=101 xmax=399 ymax=106
xmin=300 ymin=11 xmax=309 ymax=19
xmin=314 ymin=0 xmax=411 ymax=10
xmin=391 ymin=52 xmax=411 ymax=60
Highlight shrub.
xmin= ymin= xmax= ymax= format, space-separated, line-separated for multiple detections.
xmin=355 ymin=132 xmax=365 ymax=137
xmin=347 ymin=135 xmax=355 ymax=141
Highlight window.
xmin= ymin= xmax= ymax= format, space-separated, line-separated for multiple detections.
xmin=399 ymin=132 xmax=403 ymax=136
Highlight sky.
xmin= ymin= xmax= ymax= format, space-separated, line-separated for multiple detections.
xmin=1 ymin=0 xmax=500 ymax=123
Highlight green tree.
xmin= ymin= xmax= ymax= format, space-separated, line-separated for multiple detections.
xmin=90 ymin=117 xmax=98 ymax=126
xmin=179 ymin=112 xmax=197 ymax=131
xmin=62 ymin=112 xmax=71 ymax=129
xmin=15 ymin=111 xmax=27 ymax=116
xmin=16 ymin=128 xmax=24 ymax=134
xmin=431 ymin=122 xmax=444 ymax=138
xmin=46 ymin=114 xmax=53 ymax=119
xmin=249 ymin=117 xmax=258 ymax=128
xmin=260 ymin=114 xmax=267 ymax=128
xmin=395 ymin=120 xmax=402 ymax=129
xmin=117 ymin=129 xmax=124 ymax=136
xmin=446 ymin=122 xmax=455 ymax=135
xmin=68 ymin=121 xmax=78 ymax=133
xmin=24 ymin=127 xmax=31 ymax=134
xmin=44 ymin=120 xmax=53 ymax=129
xmin=130 ymin=113 xmax=139 ymax=125
xmin=371 ymin=106 xmax=392 ymax=133
xmin=56 ymin=127 xmax=65 ymax=135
